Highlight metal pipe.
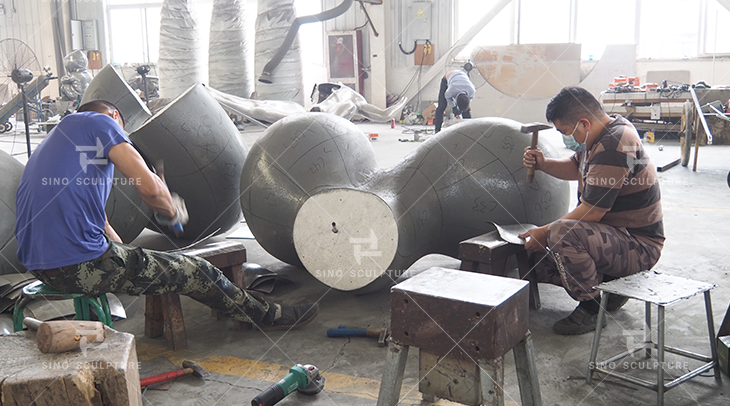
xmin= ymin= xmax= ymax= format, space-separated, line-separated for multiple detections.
xmin=258 ymin=0 xmax=353 ymax=83
xmin=587 ymin=292 xmax=609 ymax=384
xmin=657 ymin=305 xmax=665 ymax=405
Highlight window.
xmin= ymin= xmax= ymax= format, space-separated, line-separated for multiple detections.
xmin=519 ymin=0 xmax=571 ymax=44
xmin=703 ymin=0 xmax=730 ymax=55
xmin=638 ymin=0 xmax=700 ymax=58
xmin=575 ymin=0 xmax=636 ymax=60
xmin=456 ymin=0 xmax=512 ymax=51
xmin=108 ymin=6 xmax=160 ymax=64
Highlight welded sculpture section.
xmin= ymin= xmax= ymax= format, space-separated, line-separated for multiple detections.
xmin=131 ymin=84 xmax=248 ymax=239
xmin=242 ymin=114 xmax=570 ymax=291
xmin=240 ymin=113 xmax=378 ymax=266
xmin=209 ymin=0 xmax=252 ymax=98
xmin=159 ymin=0 xmax=204 ymax=99
xmin=255 ymin=0 xmax=304 ymax=104
xmin=0 ymin=151 xmax=26 ymax=274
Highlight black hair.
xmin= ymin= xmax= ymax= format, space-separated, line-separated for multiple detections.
xmin=545 ymin=86 xmax=603 ymax=124
xmin=77 ymin=99 xmax=125 ymax=126
xmin=456 ymin=93 xmax=470 ymax=114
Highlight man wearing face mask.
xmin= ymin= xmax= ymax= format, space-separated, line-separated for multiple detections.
xmin=519 ymin=86 xmax=664 ymax=335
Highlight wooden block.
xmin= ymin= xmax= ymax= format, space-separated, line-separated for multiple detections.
xmin=0 ymin=327 xmax=141 ymax=405
xmin=160 ymin=293 xmax=187 ymax=351
xmin=391 ymin=267 xmax=529 ymax=361
xmin=144 ymin=295 xmax=163 ymax=338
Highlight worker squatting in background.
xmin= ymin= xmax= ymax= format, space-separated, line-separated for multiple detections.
xmin=434 ymin=70 xmax=476 ymax=133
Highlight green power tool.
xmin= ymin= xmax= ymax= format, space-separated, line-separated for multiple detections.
xmin=251 ymin=364 xmax=325 ymax=406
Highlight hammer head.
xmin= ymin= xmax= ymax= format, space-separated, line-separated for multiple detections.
xmin=520 ymin=122 xmax=552 ymax=133
xmin=182 ymin=360 xmax=210 ymax=378
xmin=378 ymin=323 xmax=390 ymax=347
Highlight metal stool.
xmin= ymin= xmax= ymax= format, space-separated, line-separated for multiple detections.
xmin=587 ymin=271 xmax=721 ymax=406
xmin=12 ymin=280 xmax=113 ymax=331
xmin=377 ymin=267 xmax=542 ymax=406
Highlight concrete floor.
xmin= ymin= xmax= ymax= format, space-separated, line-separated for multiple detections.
xmin=3 ymin=119 xmax=730 ymax=405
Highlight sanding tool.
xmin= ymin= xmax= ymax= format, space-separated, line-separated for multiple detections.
xmin=251 ymin=364 xmax=325 ymax=406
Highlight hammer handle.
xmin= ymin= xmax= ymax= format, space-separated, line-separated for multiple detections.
xmin=140 ymin=367 xmax=192 ymax=387
xmin=526 ymin=131 xmax=539 ymax=183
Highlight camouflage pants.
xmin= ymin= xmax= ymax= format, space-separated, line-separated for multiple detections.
xmin=30 ymin=241 xmax=269 ymax=324
xmin=533 ymin=220 xmax=661 ymax=301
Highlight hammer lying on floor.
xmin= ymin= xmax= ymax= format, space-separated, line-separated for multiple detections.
xmin=326 ymin=323 xmax=390 ymax=347
xmin=140 ymin=360 xmax=210 ymax=387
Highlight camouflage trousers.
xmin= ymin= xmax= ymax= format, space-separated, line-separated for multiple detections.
xmin=532 ymin=220 xmax=661 ymax=301
xmin=30 ymin=241 xmax=269 ymax=324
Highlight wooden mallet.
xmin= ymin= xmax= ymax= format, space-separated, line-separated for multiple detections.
xmin=521 ymin=122 xmax=553 ymax=183
xmin=24 ymin=317 xmax=106 ymax=354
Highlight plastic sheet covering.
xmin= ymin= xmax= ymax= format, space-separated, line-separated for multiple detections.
xmin=209 ymin=0 xmax=251 ymax=98
xmin=315 ymin=85 xmax=408 ymax=122
xmin=59 ymin=50 xmax=92 ymax=101
xmin=206 ymin=86 xmax=306 ymax=123
xmin=255 ymin=0 xmax=304 ymax=105
xmin=158 ymin=0 xmax=204 ymax=99
xmin=63 ymin=50 xmax=88 ymax=73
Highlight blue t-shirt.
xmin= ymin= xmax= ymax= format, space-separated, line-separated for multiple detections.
xmin=15 ymin=112 xmax=131 ymax=270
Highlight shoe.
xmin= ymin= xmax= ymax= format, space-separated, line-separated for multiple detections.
xmin=606 ymin=294 xmax=629 ymax=312
xmin=259 ymin=303 xmax=320 ymax=331
xmin=553 ymin=306 xmax=607 ymax=336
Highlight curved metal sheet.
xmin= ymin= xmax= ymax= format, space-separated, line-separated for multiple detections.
xmin=81 ymin=64 xmax=152 ymax=134
xmin=104 ymin=168 xmax=153 ymax=243
xmin=0 ymin=151 xmax=26 ymax=274
xmin=130 ymin=84 xmax=248 ymax=239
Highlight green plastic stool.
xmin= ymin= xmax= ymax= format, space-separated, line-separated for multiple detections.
xmin=13 ymin=280 xmax=113 ymax=332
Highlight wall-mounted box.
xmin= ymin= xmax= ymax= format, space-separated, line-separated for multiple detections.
xmin=82 ymin=20 xmax=98 ymax=50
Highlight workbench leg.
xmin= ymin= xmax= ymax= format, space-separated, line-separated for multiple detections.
xmin=376 ymin=341 xmax=409 ymax=406
xmin=516 ymin=251 xmax=540 ymax=310
xmin=144 ymin=295 xmax=163 ymax=338
xmin=513 ymin=331 xmax=542 ymax=406
xmin=693 ymin=113 xmax=701 ymax=172
xmin=479 ymin=357 xmax=504 ymax=406
xmin=161 ymin=293 xmax=187 ymax=351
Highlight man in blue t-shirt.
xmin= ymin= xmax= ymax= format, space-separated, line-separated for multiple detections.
xmin=15 ymin=100 xmax=318 ymax=331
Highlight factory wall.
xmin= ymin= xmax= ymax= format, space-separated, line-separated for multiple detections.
xmin=636 ymin=58 xmax=730 ymax=87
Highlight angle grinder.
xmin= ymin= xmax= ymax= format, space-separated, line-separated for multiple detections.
xmin=251 ymin=364 xmax=325 ymax=406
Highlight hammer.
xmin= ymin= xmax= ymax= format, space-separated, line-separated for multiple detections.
xmin=140 ymin=360 xmax=210 ymax=387
xmin=521 ymin=122 xmax=553 ymax=183
xmin=326 ymin=323 xmax=390 ymax=347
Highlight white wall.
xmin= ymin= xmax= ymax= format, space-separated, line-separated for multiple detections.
xmin=636 ymin=57 xmax=730 ymax=86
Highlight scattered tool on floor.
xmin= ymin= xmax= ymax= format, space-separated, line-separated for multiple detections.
xmin=251 ymin=364 xmax=325 ymax=406
xmin=140 ymin=360 xmax=210 ymax=388
xmin=326 ymin=323 xmax=390 ymax=347
xmin=24 ymin=317 xmax=105 ymax=354
xmin=521 ymin=122 xmax=552 ymax=183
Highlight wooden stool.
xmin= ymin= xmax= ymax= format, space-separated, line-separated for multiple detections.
xmin=13 ymin=280 xmax=113 ymax=331
xmin=144 ymin=240 xmax=247 ymax=350
xmin=459 ymin=230 xmax=540 ymax=309
xmin=587 ymin=271 xmax=720 ymax=406
xmin=377 ymin=267 xmax=542 ymax=406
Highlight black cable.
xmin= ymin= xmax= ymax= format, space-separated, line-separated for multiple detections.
xmin=399 ymin=40 xmax=418 ymax=55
